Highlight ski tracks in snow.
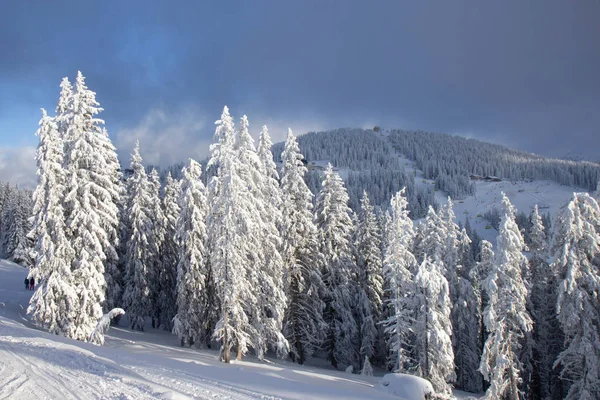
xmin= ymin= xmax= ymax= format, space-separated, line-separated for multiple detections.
xmin=0 ymin=326 xmax=280 ymax=400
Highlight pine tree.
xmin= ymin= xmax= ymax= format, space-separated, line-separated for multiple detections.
xmin=122 ymin=142 xmax=153 ymax=331
xmin=173 ymin=159 xmax=209 ymax=346
xmin=415 ymin=257 xmax=455 ymax=397
xmin=147 ymin=168 xmax=165 ymax=328
xmin=63 ymin=71 xmax=118 ymax=341
xmin=208 ymin=107 xmax=255 ymax=363
xmin=316 ymin=163 xmax=359 ymax=370
xmin=234 ymin=117 xmax=288 ymax=360
xmin=354 ymin=191 xmax=384 ymax=366
xmin=281 ymin=129 xmax=327 ymax=365
xmin=97 ymin=126 xmax=123 ymax=314
xmin=529 ymin=204 xmax=562 ymax=400
xmin=480 ymin=193 xmax=533 ymax=400
xmin=450 ymin=227 xmax=484 ymax=393
xmin=158 ymin=173 xmax=180 ymax=331
xmin=552 ymin=193 xmax=600 ymax=400
xmin=27 ymin=109 xmax=77 ymax=336
xmin=383 ymin=189 xmax=417 ymax=372
xmin=253 ymin=124 xmax=288 ymax=359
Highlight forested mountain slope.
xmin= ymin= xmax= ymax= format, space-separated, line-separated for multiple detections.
xmin=271 ymin=128 xmax=600 ymax=215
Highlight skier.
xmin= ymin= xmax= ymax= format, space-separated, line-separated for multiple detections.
xmin=29 ymin=277 xmax=35 ymax=291
xmin=24 ymin=277 xmax=29 ymax=290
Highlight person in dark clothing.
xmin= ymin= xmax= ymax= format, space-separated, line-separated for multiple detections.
xmin=29 ymin=277 xmax=35 ymax=291
xmin=24 ymin=277 xmax=29 ymax=290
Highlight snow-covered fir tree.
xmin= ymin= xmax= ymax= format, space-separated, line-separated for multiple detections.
xmin=280 ymin=129 xmax=327 ymax=365
xmin=552 ymin=193 xmax=600 ymax=400
xmin=173 ymin=159 xmax=209 ymax=347
xmin=528 ymin=204 xmax=562 ymax=400
xmin=235 ymin=117 xmax=288 ymax=360
xmin=453 ymin=228 xmax=484 ymax=393
xmin=414 ymin=256 xmax=455 ymax=397
xmin=158 ymin=173 xmax=180 ymax=331
xmin=28 ymin=109 xmax=77 ymax=336
xmin=383 ymin=188 xmax=417 ymax=372
xmin=63 ymin=71 xmax=119 ymax=341
xmin=208 ymin=107 xmax=255 ymax=363
xmin=122 ymin=142 xmax=153 ymax=331
xmin=479 ymin=193 xmax=533 ymax=400
xmin=316 ymin=163 xmax=359 ymax=370
xmin=147 ymin=168 xmax=165 ymax=328
xmin=354 ymin=191 xmax=384 ymax=366
xmin=97 ymin=126 xmax=123 ymax=315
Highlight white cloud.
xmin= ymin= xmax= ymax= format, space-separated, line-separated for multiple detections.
xmin=113 ymin=106 xmax=327 ymax=167
xmin=0 ymin=146 xmax=37 ymax=189
xmin=113 ymin=106 xmax=213 ymax=167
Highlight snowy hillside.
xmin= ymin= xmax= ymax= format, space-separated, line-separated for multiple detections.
xmin=270 ymin=128 xmax=595 ymax=240
xmin=0 ymin=259 xmax=434 ymax=400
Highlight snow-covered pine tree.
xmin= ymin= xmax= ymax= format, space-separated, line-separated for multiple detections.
xmin=528 ymin=204 xmax=562 ymax=400
xmin=158 ymin=172 xmax=180 ymax=331
xmin=479 ymin=193 xmax=533 ymax=400
xmin=28 ymin=109 xmax=77 ymax=336
xmin=452 ymin=228 xmax=483 ymax=393
xmin=147 ymin=168 xmax=165 ymax=328
xmin=383 ymin=188 xmax=417 ymax=372
xmin=354 ymin=191 xmax=384 ymax=366
xmin=316 ymin=163 xmax=359 ymax=370
xmin=415 ymin=256 xmax=455 ymax=397
xmin=173 ymin=159 xmax=209 ymax=347
xmin=280 ymin=129 xmax=327 ymax=365
xmin=97 ymin=126 xmax=123 ymax=315
xmin=235 ymin=117 xmax=288 ymax=360
xmin=63 ymin=71 xmax=119 ymax=341
xmin=208 ymin=107 xmax=255 ymax=363
xmin=122 ymin=141 xmax=153 ymax=331
xmin=552 ymin=193 xmax=600 ymax=400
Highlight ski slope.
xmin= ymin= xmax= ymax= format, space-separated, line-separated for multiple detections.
xmin=0 ymin=259 xmax=424 ymax=400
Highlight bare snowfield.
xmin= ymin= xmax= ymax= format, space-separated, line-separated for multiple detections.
xmin=0 ymin=259 xmax=435 ymax=400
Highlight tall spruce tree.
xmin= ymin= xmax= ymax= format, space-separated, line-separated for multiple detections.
xmin=480 ymin=193 xmax=533 ymax=400
xmin=235 ymin=117 xmax=288 ymax=360
xmin=529 ymin=204 xmax=562 ymax=399
xmin=281 ymin=129 xmax=327 ymax=365
xmin=415 ymin=256 xmax=455 ymax=397
xmin=383 ymin=189 xmax=417 ymax=372
xmin=173 ymin=159 xmax=209 ymax=346
xmin=209 ymin=107 xmax=255 ymax=362
xmin=28 ymin=109 xmax=77 ymax=336
xmin=122 ymin=142 xmax=153 ymax=330
xmin=148 ymin=168 xmax=165 ymax=328
xmin=316 ymin=163 xmax=359 ymax=370
xmin=552 ymin=193 xmax=600 ymax=400
xmin=63 ymin=71 xmax=119 ymax=341
xmin=158 ymin=173 xmax=180 ymax=331
xmin=354 ymin=191 xmax=384 ymax=366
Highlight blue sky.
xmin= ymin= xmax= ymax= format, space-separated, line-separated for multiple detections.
xmin=1 ymin=1 xmax=599 ymax=186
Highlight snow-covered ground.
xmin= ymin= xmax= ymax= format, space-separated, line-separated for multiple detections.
xmin=0 ymin=259 xmax=435 ymax=400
